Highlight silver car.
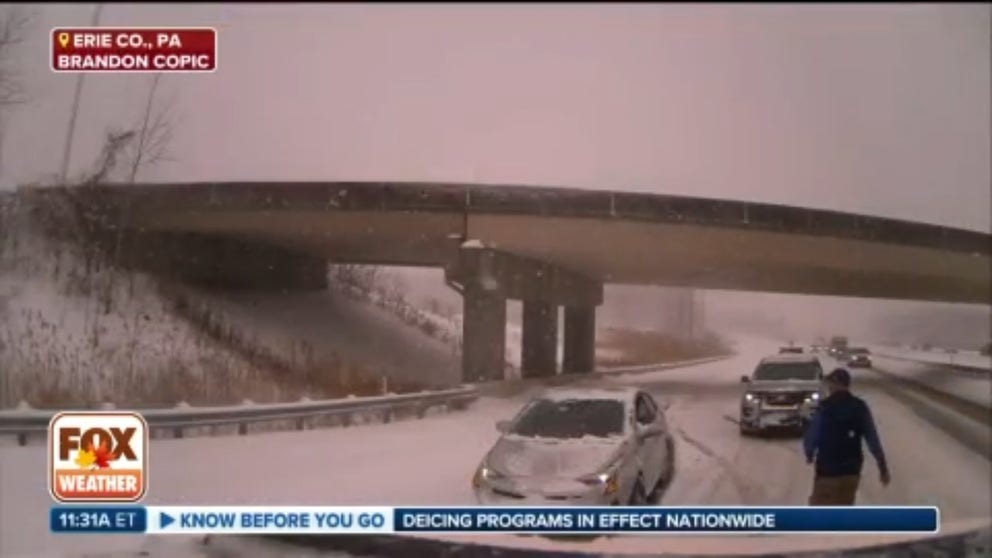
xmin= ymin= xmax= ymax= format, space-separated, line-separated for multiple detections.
xmin=739 ymin=354 xmax=825 ymax=435
xmin=472 ymin=386 xmax=675 ymax=506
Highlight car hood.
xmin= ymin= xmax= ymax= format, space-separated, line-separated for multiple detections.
xmin=748 ymin=380 xmax=821 ymax=393
xmin=485 ymin=435 xmax=625 ymax=480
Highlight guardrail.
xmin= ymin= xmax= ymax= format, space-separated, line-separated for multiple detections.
xmin=0 ymin=386 xmax=478 ymax=447
xmin=596 ymin=354 xmax=731 ymax=375
xmin=474 ymin=353 xmax=736 ymax=399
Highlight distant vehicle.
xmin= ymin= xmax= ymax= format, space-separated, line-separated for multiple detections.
xmin=473 ymin=386 xmax=675 ymax=506
xmin=828 ymin=336 xmax=849 ymax=357
xmin=846 ymin=347 xmax=872 ymax=368
xmin=779 ymin=346 xmax=804 ymax=354
xmin=739 ymin=354 xmax=825 ymax=435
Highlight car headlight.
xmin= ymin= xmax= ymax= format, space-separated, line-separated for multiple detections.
xmin=472 ymin=463 xmax=503 ymax=488
xmin=580 ymin=470 xmax=620 ymax=495
xmin=744 ymin=392 xmax=759 ymax=403
xmin=805 ymin=392 xmax=820 ymax=402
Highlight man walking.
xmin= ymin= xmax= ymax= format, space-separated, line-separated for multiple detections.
xmin=803 ymin=368 xmax=890 ymax=505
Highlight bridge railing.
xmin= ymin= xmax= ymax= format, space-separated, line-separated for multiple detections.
xmin=0 ymin=386 xmax=478 ymax=447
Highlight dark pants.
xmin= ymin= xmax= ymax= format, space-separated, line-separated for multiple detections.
xmin=808 ymin=474 xmax=860 ymax=506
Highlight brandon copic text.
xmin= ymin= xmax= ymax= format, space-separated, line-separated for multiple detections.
xmin=51 ymin=28 xmax=216 ymax=72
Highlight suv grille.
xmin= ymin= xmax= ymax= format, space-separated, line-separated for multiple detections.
xmin=762 ymin=392 xmax=805 ymax=406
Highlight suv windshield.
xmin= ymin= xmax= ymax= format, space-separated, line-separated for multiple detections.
xmin=510 ymin=398 xmax=625 ymax=439
xmin=754 ymin=362 xmax=820 ymax=381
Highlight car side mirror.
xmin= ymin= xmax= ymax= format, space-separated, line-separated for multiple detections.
xmin=740 ymin=375 xmax=750 ymax=383
xmin=496 ymin=420 xmax=511 ymax=434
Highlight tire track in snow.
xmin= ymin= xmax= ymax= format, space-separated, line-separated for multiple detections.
xmin=672 ymin=424 xmax=767 ymax=504
xmin=666 ymin=390 xmax=809 ymax=506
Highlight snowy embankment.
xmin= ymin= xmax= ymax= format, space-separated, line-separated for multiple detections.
xmin=177 ymin=288 xmax=462 ymax=389
xmin=2 ymin=334 xmax=988 ymax=557
xmin=866 ymin=346 xmax=991 ymax=410
xmin=0 ymin=201 xmax=278 ymax=407
xmin=870 ymin=357 xmax=991 ymax=409
xmin=0 ymin=195 xmax=466 ymax=407
xmin=870 ymin=345 xmax=991 ymax=371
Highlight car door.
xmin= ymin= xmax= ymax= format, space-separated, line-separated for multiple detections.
xmin=634 ymin=392 xmax=664 ymax=490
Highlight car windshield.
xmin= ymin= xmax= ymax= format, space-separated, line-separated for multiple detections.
xmin=849 ymin=348 xmax=869 ymax=355
xmin=509 ymin=398 xmax=625 ymax=439
xmin=754 ymin=362 xmax=820 ymax=381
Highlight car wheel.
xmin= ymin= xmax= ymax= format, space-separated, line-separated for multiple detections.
xmin=628 ymin=475 xmax=649 ymax=506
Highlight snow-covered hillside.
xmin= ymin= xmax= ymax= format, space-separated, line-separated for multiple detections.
xmin=0 ymin=193 xmax=460 ymax=408
xmin=0 ymin=196 xmax=271 ymax=407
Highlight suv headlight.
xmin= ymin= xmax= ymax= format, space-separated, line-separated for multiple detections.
xmin=805 ymin=392 xmax=820 ymax=402
xmin=744 ymin=392 xmax=759 ymax=403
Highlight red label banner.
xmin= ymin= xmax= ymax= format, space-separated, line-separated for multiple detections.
xmin=51 ymin=28 xmax=217 ymax=73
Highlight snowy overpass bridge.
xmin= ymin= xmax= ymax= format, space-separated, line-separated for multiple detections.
xmin=25 ymin=182 xmax=991 ymax=382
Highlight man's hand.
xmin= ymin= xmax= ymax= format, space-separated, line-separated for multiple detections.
xmin=880 ymin=469 xmax=891 ymax=486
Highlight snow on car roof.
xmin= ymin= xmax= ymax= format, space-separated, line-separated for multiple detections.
xmin=538 ymin=387 xmax=637 ymax=407
xmin=538 ymin=386 xmax=637 ymax=405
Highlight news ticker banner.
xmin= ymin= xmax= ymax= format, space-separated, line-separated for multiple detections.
xmin=51 ymin=28 xmax=217 ymax=73
xmin=50 ymin=506 xmax=939 ymax=535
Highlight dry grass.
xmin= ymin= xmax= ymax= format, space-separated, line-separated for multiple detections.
xmin=596 ymin=327 xmax=732 ymax=367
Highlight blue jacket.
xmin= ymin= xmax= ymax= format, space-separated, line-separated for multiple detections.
xmin=803 ymin=390 xmax=888 ymax=478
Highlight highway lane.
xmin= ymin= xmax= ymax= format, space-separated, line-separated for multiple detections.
xmin=1 ymin=341 xmax=989 ymax=557
xmin=626 ymin=353 xmax=991 ymax=521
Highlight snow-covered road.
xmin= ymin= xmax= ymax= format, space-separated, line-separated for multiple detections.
xmin=1 ymin=336 xmax=989 ymax=557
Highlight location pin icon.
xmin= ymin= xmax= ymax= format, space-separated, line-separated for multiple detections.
xmin=58 ymin=32 xmax=70 ymax=49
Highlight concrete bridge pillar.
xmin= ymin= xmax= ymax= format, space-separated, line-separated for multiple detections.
xmin=521 ymin=300 xmax=558 ymax=378
xmin=449 ymin=247 xmax=508 ymax=383
xmin=562 ymin=305 xmax=596 ymax=374
xmin=447 ymin=246 xmax=602 ymax=384
xmin=461 ymin=285 xmax=507 ymax=383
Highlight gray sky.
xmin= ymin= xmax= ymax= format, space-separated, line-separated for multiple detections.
xmin=2 ymin=3 xmax=990 ymax=232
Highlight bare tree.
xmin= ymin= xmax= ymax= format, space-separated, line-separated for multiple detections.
xmin=87 ymin=74 xmax=179 ymax=313
xmin=125 ymin=73 xmax=177 ymax=182
xmin=0 ymin=7 xmax=31 ymax=109
xmin=84 ymin=129 xmax=137 ymax=185
xmin=0 ymin=7 xmax=33 ymax=175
